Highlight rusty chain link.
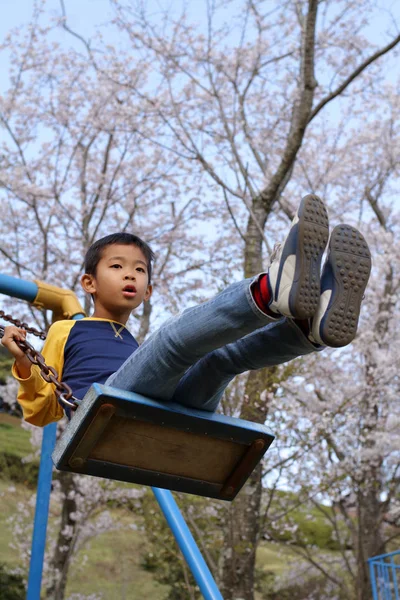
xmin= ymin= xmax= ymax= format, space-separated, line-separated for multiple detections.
xmin=0 ymin=310 xmax=47 ymax=339
xmin=0 ymin=312 xmax=79 ymax=411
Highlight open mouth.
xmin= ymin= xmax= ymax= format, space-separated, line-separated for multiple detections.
xmin=122 ymin=285 xmax=137 ymax=297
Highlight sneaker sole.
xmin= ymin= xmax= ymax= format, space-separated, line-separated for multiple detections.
xmin=319 ymin=225 xmax=371 ymax=347
xmin=288 ymin=194 xmax=329 ymax=319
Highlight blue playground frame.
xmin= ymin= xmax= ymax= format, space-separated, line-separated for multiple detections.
xmin=0 ymin=273 xmax=223 ymax=600
xmin=369 ymin=550 xmax=400 ymax=600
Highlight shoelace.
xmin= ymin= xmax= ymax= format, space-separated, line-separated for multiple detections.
xmin=267 ymin=242 xmax=282 ymax=268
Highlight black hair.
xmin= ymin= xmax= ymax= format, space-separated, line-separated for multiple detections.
xmin=84 ymin=232 xmax=155 ymax=284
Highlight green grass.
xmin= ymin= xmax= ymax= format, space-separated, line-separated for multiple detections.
xmin=0 ymin=414 xmax=33 ymax=458
xmin=0 ymin=479 xmax=170 ymax=600
xmin=0 ymin=480 xmax=32 ymax=567
xmin=256 ymin=542 xmax=302 ymax=575
xmin=0 ymin=478 xmax=295 ymax=600
xmin=0 ymin=415 xmax=170 ymax=598
xmin=65 ymin=516 xmax=170 ymax=600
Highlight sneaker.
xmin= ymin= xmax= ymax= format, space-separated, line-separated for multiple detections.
xmin=268 ymin=194 xmax=329 ymax=319
xmin=310 ymin=225 xmax=372 ymax=347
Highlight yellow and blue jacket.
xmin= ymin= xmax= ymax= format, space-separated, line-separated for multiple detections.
xmin=12 ymin=318 xmax=139 ymax=427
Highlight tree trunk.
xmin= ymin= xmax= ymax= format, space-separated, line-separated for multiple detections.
xmin=220 ymin=367 xmax=277 ymax=599
xmin=355 ymin=485 xmax=384 ymax=600
xmin=219 ymin=4 xmax=320 ymax=591
xmin=137 ymin=298 xmax=152 ymax=344
xmin=46 ymin=472 xmax=78 ymax=600
xmin=353 ymin=265 xmax=391 ymax=599
xmin=220 ymin=460 xmax=262 ymax=599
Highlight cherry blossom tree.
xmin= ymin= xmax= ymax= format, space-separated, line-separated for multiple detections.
xmin=263 ymin=105 xmax=400 ymax=599
xmin=0 ymin=4 xmax=225 ymax=330
xmin=0 ymin=6 xmax=224 ymax=598
xmin=1 ymin=1 xmax=400 ymax=598
xmin=91 ymin=1 xmax=399 ymax=598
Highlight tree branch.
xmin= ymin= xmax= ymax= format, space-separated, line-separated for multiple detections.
xmin=309 ymin=33 xmax=400 ymax=123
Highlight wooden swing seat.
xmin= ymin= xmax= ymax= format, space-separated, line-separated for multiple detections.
xmin=52 ymin=383 xmax=275 ymax=501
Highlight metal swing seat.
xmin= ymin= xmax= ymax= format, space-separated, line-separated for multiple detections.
xmin=52 ymin=383 xmax=275 ymax=501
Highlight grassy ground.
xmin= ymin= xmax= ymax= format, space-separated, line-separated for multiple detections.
xmin=256 ymin=542 xmax=299 ymax=575
xmin=0 ymin=478 xmax=170 ymax=599
xmin=0 ymin=479 xmax=32 ymax=567
xmin=0 ymin=414 xmax=170 ymax=598
xmin=65 ymin=515 xmax=170 ymax=599
xmin=0 ymin=413 xmax=33 ymax=458
xmin=0 ymin=475 xmax=296 ymax=600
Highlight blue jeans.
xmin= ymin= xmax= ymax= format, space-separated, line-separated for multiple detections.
xmin=106 ymin=278 xmax=320 ymax=411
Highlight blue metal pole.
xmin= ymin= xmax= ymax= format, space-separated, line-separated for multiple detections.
xmin=369 ymin=559 xmax=379 ymax=600
xmin=0 ymin=276 xmax=84 ymax=600
xmin=378 ymin=562 xmax=384 ymax=600
xmin=26 ymin=313 xmax=84 ymax=600
xmin=152 ymin=487 xmax=223 ymax=600
xmin=383 ymin=560 xmax=390 ymax=600
xmin=26 ymin=424 xmax=57 ymax=600
xmin=0 ymin=274 xmax=38 ymax=303
xmin=391 ymin=556 xmax=400 ymax=600
xmin=386 ymin=561 xmax=392 ymax=600
xmin=381 ymin=561 xmax=388 ymax=600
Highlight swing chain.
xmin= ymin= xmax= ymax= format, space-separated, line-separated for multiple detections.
xmin=18 ymin=338 xmax=79 ymax=410
xmin=0 ymin=310 xmax=46 ymax=339
xmin=0 ymin=313 xmax=79 ymax=411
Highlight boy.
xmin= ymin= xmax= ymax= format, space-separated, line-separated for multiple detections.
xmin=2 ymin=195 xmax=372 ymax=426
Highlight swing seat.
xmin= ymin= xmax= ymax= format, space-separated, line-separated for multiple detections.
xmin=52 ymin=383 xmax=275 ymax=501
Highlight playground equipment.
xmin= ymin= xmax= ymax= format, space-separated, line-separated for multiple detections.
xmin=369 ymin=550 xmax=400 ymax=600
xmin=0 ymin=272 xmax=274 ymax=600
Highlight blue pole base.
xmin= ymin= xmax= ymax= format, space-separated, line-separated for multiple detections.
xmin=26 ymin=423 xmax=57 ymax=600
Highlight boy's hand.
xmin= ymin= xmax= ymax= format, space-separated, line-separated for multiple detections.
xmin=1 ymin=326 xmax=32 ymax=379
xmin=1 ymin=326 xmax=27 ymax=359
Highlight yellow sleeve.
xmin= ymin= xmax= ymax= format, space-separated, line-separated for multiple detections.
xmin=12 ymin=320 xmax=75 ymax=427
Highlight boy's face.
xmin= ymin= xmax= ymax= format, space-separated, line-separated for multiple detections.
xmin=81 ymin=244 xmax=153 ymax=318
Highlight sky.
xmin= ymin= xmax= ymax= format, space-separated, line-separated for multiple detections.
xmin=1 ymin=0 xmax=399 ymax=117
xmin=1 ymin=0 xmax=399 ymax=108
xmin=0 ymin=0 xmax=113 ymax=33
xmin=1 ymin=0 xmax=399 ymax=255
xmin=1 ymin=0 xmax=399 ymax=215
xmin=1 ymin=0 xmax=399 ymax=41
xmin=0 ymin=0 xmax=399 ymax=289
